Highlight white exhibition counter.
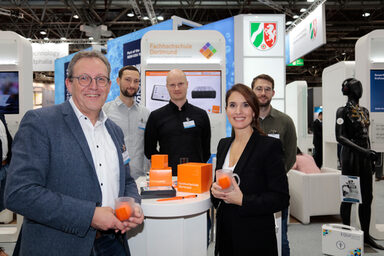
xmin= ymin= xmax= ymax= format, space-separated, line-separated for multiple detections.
xmin=127 ymin=177 xmax=211 ymax=256
xmin=128 ymin=177 xmax=281 ymax=256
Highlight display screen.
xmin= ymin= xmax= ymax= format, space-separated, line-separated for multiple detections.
xmin=370 ymin=70 xmax=384 ymax=112
xmin=0 ymin=71 xmax=19 ymax=114
xmin=145 ymin=70 xmax=221 ymax=113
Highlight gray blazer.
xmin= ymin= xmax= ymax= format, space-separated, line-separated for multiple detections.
xmin=4 ymin=101 xmax=140 ymax=256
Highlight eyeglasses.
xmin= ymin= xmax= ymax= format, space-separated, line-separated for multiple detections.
xmin=71 ymin=74 xmax=110 ymax=87
xmin=254 ymin=86 xmax=273 ymax=93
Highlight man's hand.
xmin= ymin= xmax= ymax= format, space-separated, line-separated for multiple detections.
xmin=366 ymin=149 xmax=378 ymax=161
xmin=119 ymin=204 xmax=144 ymax=234
xmin=91 ymin=207 xmax=125 ymax=231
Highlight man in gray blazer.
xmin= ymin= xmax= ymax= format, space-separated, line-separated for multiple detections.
xmin=5 ymin=51 xmax=144 ymax=256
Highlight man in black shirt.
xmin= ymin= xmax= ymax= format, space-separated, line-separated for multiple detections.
xmin=144 ymin=69 xmax=211 ymax=175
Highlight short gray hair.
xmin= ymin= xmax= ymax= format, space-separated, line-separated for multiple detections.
xmin=67 ymin=51 xmax=111 ymax=79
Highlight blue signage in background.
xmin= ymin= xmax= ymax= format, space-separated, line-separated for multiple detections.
xmin=370 ymin=70 xmax=384 ymax=112
xmin=122 ymin=39 xmax=142 ymax=102
xmin=106 ymin=19 xmax=174 ymax=103
xmin=123 ymin=39 xmax=141 ymax=66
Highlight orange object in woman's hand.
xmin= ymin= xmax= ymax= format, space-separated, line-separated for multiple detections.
xmin=115 ymin=203 xmax=132 ymax=221
xmin=218 ymin=175 xmax=231 ymax=189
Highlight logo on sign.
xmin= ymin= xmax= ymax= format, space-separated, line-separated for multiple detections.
xmin=310 ymin=18 xmax=317 ymax=39
xmin=200 ymin=42 xmax=216 ymax=59
xmin=250 ymin=22 xmax=277 ymax=50
xmin=336 ymin=240 xmax=346 ymax=250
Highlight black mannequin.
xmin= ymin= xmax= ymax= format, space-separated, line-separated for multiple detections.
xmin=335 ymin=78 xmax=384 ymax=250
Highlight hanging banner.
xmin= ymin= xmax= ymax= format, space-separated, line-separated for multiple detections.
xmin=32 ymin=43 xmax=69 ymax=71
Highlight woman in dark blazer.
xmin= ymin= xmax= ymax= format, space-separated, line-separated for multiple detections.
xmin=211 ymin=83 xmax=289 ymax=256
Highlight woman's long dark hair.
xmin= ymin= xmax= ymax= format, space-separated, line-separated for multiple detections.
xmin=225 ymin=83 xmax=265 ymax=135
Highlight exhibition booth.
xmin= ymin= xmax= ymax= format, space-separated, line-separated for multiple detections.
xmin=2 ymin=0 xmax=384 ymax=252
xmin=0 ymin=31 xmax=33 ymax=243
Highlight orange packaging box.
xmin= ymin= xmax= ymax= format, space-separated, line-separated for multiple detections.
xmin=151 ymin=154 xmax=168 ymax=169
xmin=177 ymin=163 xmax=212 ymax=193
xmin=149 ymin=168 xmax=172 ymax=187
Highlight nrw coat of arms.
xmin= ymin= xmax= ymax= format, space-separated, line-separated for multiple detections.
xmin=250 ymin=22 xmax=277 ymax=50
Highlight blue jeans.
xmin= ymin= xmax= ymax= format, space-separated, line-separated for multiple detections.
xmin=91 ymin=233 xmax=129 ymax=256
xmin=281 ymin=207 xmax=290 ymax=256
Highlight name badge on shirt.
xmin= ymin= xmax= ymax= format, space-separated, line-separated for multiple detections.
xmin=268 ymin=134 xmax=280 ymax=139
xmin=183 ymin=120 xmax=196 ymax=129
xmin=122 ymin=147 xmax=130 ymax=165
xmin=138 ymin=118 xmax=146 ymax=130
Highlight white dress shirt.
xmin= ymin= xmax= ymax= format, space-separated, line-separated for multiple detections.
xmin=103 ymin=97 xmax=150 ymax=179
xmin=70 ymin=98 xmax=119 ymax=209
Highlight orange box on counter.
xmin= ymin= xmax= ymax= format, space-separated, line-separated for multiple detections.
xmin=151 ymin=154 xmax=168 ymax=169
xmin=177 ymin=163 xmax=212 ymax=193
xmin=149 ymin=168 xmax=172 ymax=187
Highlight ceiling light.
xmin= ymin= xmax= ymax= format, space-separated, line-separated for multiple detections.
xmin=43 ymin=37 xmax=49 ymax=40
xmin=40 ymin=31 xmax=47 ymax=35
xmin=341 ymin=52 xmax=346 ymax=55
xmin=300 ymin=8 xmax=307 ymax=13
xmin=73 ymin=14 xmax=79 ymax=19
xmin=127 ymin=12 xmax=134 ymax=17
xmin=157 ymin=16 xmax=164 ymax=21
xmin=60 ymin=37 xmax=67 ymax=41
xmin=286 ymin=21 xmax=293 ymax=25
xmin=293 ymin=15 xmax=299 ymax=19
xmin=89 ymin=37 xmax=94 ymax=41
xmin=307 ymin=0 xmax=315 ymax=2
xmin=26 ymin=38 xmax=31 ymax=40
xmin=362 ymin=12 xmax=370 ymax=17
xmin=143 ymin=16 xmax=149 ymax=20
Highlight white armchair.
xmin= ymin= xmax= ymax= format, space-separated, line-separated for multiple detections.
xmin=288 ymin=167 xmax=341 ymax=224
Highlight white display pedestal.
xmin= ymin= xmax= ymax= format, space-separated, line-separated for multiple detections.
xmin=129 ymin=177 xmax=282 ymax=255
xmin=127 ymin=191 xmax=211 ymax=256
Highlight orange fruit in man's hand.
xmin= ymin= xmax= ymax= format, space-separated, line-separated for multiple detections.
xmin=115 ymin=203 xmax=133 ymax=221
xmin=218 ymin=175 xmax=231 ymax=190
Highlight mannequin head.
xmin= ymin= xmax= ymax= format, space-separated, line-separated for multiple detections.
xmin=341 ymin=78 xmax=363 ymax=100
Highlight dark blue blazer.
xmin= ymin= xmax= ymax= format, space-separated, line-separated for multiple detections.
xmin=4 ymin=101 xmax=140 ymax=255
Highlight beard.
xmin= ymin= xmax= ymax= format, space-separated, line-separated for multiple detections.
xmin=121 ymin=88 xmax=137 ymax=98
xmin=258 ymin=98 xmax=271 ymax=108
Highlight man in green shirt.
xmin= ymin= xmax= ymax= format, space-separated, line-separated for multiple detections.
xmin=252 ymin=74 xmax=297 ymax=256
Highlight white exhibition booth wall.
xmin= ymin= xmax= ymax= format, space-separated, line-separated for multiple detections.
xmin=286 ymin=81 xmax=312 ymax=153
xmin=0 ymin=31 xmax=33 ymax=242
xmin=0 ymin=31 xmax=33 ymax=137
xmin=322 ymin=61 xmax=355 ymax=169
xmin=355 ymin=30 xmax=384 ymax=239
xmin=322 ymin=30 xmax=384 ymax=240
xmin=355 ymin=30 xmax=384 ymax=152
xmin=235 ymin=14 xmax=286 ymax=112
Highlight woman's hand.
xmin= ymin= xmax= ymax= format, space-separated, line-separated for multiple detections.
xmin=211 ymin=177 xmax=243 ymax=206
xmin=211 ymin=181 xmax=227 ymax=200
xmin=223 ymin=177 xmax=243 ymax=206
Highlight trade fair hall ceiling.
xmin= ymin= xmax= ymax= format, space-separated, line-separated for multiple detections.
xmin=1 ymin=0 xmax=384 ymax=87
